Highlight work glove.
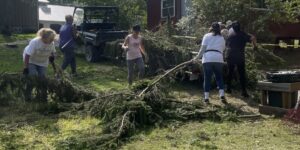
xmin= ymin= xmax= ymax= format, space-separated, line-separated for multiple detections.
xmin=23 ymin=68 xmax=29 ymax=75
xmin=122 ymin=45 xmax=129 ymax=52
xmin=49 ymin=55 xmax=55 ymax=63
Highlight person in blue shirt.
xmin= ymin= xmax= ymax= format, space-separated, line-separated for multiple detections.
xmin=59 ymin=15 xmax=77 ymax=76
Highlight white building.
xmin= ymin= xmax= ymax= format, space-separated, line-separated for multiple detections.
xmin=39 ymin=0 xmax=74 ymax=33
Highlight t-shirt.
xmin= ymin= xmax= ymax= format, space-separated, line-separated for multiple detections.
xmin=126 ymin=34 xmax=143 ymax=60
xmin=59 ymin=23 xmax=74 ymax=49
xmin=226 ymin=31 xmax=251 ymax=61
xmin=201 ymin=33 xmax=226 ymax=63
xmin=23 ymin=37 xmax=56 ymax=67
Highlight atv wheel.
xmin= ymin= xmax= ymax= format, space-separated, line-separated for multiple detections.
xmin=85 ymin=45 xmax=100 ymax=62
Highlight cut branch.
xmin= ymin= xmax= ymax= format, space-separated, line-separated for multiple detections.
xmin=139 ymin=60 xmax=192 ymax=97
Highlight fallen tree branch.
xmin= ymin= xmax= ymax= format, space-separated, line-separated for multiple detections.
xmin=139 ymin=60 xmax=192 ymax=97
xmin=117 ymin=111 xmax=135 ymax=137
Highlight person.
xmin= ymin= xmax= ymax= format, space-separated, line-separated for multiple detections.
xmin=23 ymin=28 xmax=56 ymax=101
xmin=225 ymin=21 xmax=257 ymax=97
xmin=59 ymin=15 xmax=77 ymax=76
xmin=122 ymin=25 xmax=148 ymax=86
xmin=193 ymin=22 xmax=227 ymax=104
xmin=220 ymin=23 xmax=229 ymax=40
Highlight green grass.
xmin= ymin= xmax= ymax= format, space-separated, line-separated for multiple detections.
xmin=0 ymin=44 xmax=128 ymax=91
xmin=0 ymin=33 xmax=35 ymax=43
xmin=122 ymin=120 xmax=300 ymax=150
xmin=0 ymin=114 xmax=102 ymax=149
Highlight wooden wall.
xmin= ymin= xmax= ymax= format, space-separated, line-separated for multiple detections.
xmin=0 ymin=0 xmax=38 ymax=33
xmin=147 ymin=0 xmax=182 ymax=30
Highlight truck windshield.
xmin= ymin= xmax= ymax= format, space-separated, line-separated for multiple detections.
xmin=85 ymin=8 xmax=118 ymax=24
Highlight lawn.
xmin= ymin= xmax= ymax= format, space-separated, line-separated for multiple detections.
xmin=0 ymin=34 xmax=35 ymax=44
xmin=0 ymin=42 xmax=300 ymax=149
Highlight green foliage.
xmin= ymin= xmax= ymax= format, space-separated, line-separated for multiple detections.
xmin=266 ymin=0 xmax=300 ymax=23
xmin=178 ymin=0 xmax=300 ymax=40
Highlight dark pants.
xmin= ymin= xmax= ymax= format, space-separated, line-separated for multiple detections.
xmin=61 ymin=47 xmax=76 ymax=74
xmin=227 ymin=59 xmax=247 ymax=92
xmin=203 ymin=62 xmax=224 ymax=92
xmin=127 ymin=57 xmax=145 ymax=85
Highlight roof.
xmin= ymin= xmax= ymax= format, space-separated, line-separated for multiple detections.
xmin=39 ymin=4 xmax=75 ymax=22
xmin=38 ymin=0 xmax=49 ymax=4
xmin=75 ymin=6 xmax=118 ymax=9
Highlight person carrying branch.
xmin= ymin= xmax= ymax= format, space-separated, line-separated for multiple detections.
xmin=225 ymin=21 xmax=257 ymax=97
xmin=122 ymin=25 xmax=148 ymax=86
xmin=59 ymin=15 xmax=77 ymax=76
xmin=193 ymin=22 xmax=227 ymax=104
xmin=23 ymin=28 xmax=56 ymax=101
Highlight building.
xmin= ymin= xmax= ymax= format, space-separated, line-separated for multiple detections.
xmin=147 ymin=0 xmax=190 ymax=30
xmin=39 ymin=3 xmax=75 ymax=33
xmin=0 ymin=0 xmax=39 ymax=33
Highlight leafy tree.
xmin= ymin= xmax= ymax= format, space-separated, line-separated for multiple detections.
xmin=177 ymin=0 xmax=300 ymax=40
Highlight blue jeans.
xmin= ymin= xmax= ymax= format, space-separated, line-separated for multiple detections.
xmin=203 ymin=62 xmax=224 ymax=92
xmin=61 ymin=47 xmax=76 ymax=73
xmin=28 ymin=63 xmax=47 ymax=77
xmin=25 ymin=64 xmax=47 ymax=101
xmin=127 ymin=57 xmax=145 ymax=85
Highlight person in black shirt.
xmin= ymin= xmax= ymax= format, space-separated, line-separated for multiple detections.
xmin=225 ymin=21 xmax=257 ymax=97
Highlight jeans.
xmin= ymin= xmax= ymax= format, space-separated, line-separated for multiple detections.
xmin=127 ymin=57 xmax=145 ymax=85
xmin=61 ymin=47 xmax=76 ymax=73
xmin=203 ymin=62 xmax=224 ymax=92
xmin=25 ymin=64 xmax=47 ymax=101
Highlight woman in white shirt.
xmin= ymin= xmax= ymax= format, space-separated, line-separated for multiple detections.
xmin=194 ymin=22 xmax=227 ymax=104
xmin=23 ymin=28 xmax=56 ymax=101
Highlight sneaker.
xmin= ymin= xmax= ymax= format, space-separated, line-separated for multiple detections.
xmin=204 ymin=99 xmax=210 ymax=104
xmin=220 ymin=96 xmax=228 ymax=104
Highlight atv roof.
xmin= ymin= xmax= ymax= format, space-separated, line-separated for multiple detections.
xmin=75 ymin=6 xmax=118 ymax=9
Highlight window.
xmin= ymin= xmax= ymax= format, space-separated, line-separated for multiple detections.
xmin=249 ymin=0 xmax=269 ymax=11
xmin=255 ymin=0 xmax=267 ymax=8
xmin=73 ymin=8 xmax=84 ymax=26
xmin=161 ymin=0 xmax=175 ymax=18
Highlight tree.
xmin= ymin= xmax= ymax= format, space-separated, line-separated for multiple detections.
xmin=176 ymin=0 xmax=300 ymax=40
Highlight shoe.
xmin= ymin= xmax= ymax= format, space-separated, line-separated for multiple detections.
xmin=220 ymin=96 xmax=228 ymax=104
xmin=241 ymin=91 xmax=249 ymax=98
xmin=204 ymin=99 xmax=210 ymax=104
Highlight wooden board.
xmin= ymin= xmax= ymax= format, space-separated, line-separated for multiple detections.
xmin=259 ymin=105 xmax=288 ymax=117
xmin=258 ymin=81 xmax=300 ymax=92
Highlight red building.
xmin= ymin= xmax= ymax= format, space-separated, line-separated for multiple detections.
xmin=147 ymin=0 xmax=189 ymax=30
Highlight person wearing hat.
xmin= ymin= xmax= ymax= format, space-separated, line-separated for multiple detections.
xmin=193 ymin=22 xmax=227 ymax=104
xmin=122 ymin=25 xmax=148 ymax=86
xmin=225 ymin=21 xmax=257 ymax=97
